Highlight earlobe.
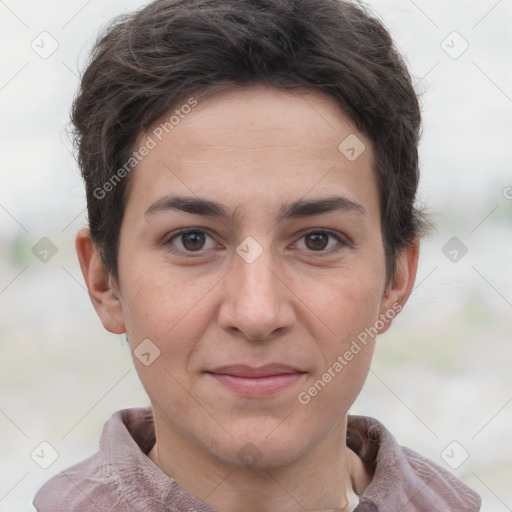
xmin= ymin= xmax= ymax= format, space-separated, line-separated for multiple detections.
xmin=75 ymin=228 xmax=126 ymax=334
xmin=378 ymin=239 xmax=420 ymax=334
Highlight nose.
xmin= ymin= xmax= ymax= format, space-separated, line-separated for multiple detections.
xmin=217 ymin=244 xmax=295 ymax=341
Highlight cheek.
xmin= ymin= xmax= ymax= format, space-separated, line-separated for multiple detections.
xmin=120 ymin=258 xmax=215 ymax=341
xmin=301 ymin=269 xmax=382 ymax=391
xmin=296 ymin=281 xmax=379 ymax=421
xmin=300 ymin=344 xmax=373 ymax=429
xmin=121 ymin=267 xmax=215 ymax=415
xmin=311 ymin=267 xmax=384 ymax=345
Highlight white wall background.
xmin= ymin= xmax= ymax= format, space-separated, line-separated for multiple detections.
xmin=0 ymin=0 xmax=511 ymax=510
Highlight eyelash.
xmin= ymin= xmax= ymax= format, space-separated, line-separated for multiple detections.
xmin=164 ymin=227 xmax=349 ymax=256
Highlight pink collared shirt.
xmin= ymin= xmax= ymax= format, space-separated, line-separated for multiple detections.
xmin=34 ymin=408 xmax=481 ymax=511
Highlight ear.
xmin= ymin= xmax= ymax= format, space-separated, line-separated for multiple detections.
xmin=75 ymin=227 xmax=126 ymax=334
xmin=377 ymin=238 xmax=420 ymax=335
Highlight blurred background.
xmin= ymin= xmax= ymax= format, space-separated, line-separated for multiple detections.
xmin=0 ymin=0 xmax=511 ymax=510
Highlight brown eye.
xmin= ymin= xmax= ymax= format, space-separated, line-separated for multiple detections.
xmin=181 ymin=231 xmax=206 ymax=251
xmin=294 ymin=231 xmax=346 ymax=253
xmin=168 ymin=230 xmax=217 ymax=253
xmin=304 ymin=233 xmax=329 ymax=251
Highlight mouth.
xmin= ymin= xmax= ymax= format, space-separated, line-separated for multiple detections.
xmin=205 ymin=364 xmax=307 ymax=396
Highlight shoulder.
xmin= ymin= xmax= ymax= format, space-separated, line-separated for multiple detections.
xmin=399 ymin=445 xmax=481 ymax=512
xmin=348 ymin=415 xmax=481 ymax=512
xmin=33 ymin=452 xmax=128 ymax=512
xmin=33 ymin=408 xmax=154 ymax=512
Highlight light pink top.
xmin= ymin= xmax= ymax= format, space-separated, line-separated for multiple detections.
xmin=34 ymin=408 xmax=481 ymax=511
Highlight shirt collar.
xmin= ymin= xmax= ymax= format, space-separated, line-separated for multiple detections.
xmin=100 ymin=408 xmax=480 ymax=512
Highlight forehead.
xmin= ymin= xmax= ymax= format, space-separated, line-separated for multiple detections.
xmin=126 ymin=85 xmax=379 ymax=223
xmin=149 ymin=85 xmax=364 ymax=162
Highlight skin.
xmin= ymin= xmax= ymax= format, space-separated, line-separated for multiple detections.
xmin=76 ymin=84 xmax=419 ymax=511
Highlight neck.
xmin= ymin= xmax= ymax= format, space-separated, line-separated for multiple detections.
xmin=148 ymin=412 xmax=371 ymax=512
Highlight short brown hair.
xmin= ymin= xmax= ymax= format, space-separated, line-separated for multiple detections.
xmin=71 ymin=0 xmax=425 ymax=282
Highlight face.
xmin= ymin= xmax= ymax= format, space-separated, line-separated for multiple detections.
xmin=81 ymin=84 xmax=417 ymax=470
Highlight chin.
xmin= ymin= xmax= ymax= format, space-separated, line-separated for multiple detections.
xmin=209 ymin=420 xmax=318 ymax=469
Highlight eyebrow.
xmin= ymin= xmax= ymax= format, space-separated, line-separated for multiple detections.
xmin=144 ymin=195 xmax=366 ymax=222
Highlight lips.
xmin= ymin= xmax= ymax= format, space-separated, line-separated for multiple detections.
xmin=206 ymin=364 xmax=306 ymax=396
xmin=207 ymin=363 xmax=305 ymax=378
